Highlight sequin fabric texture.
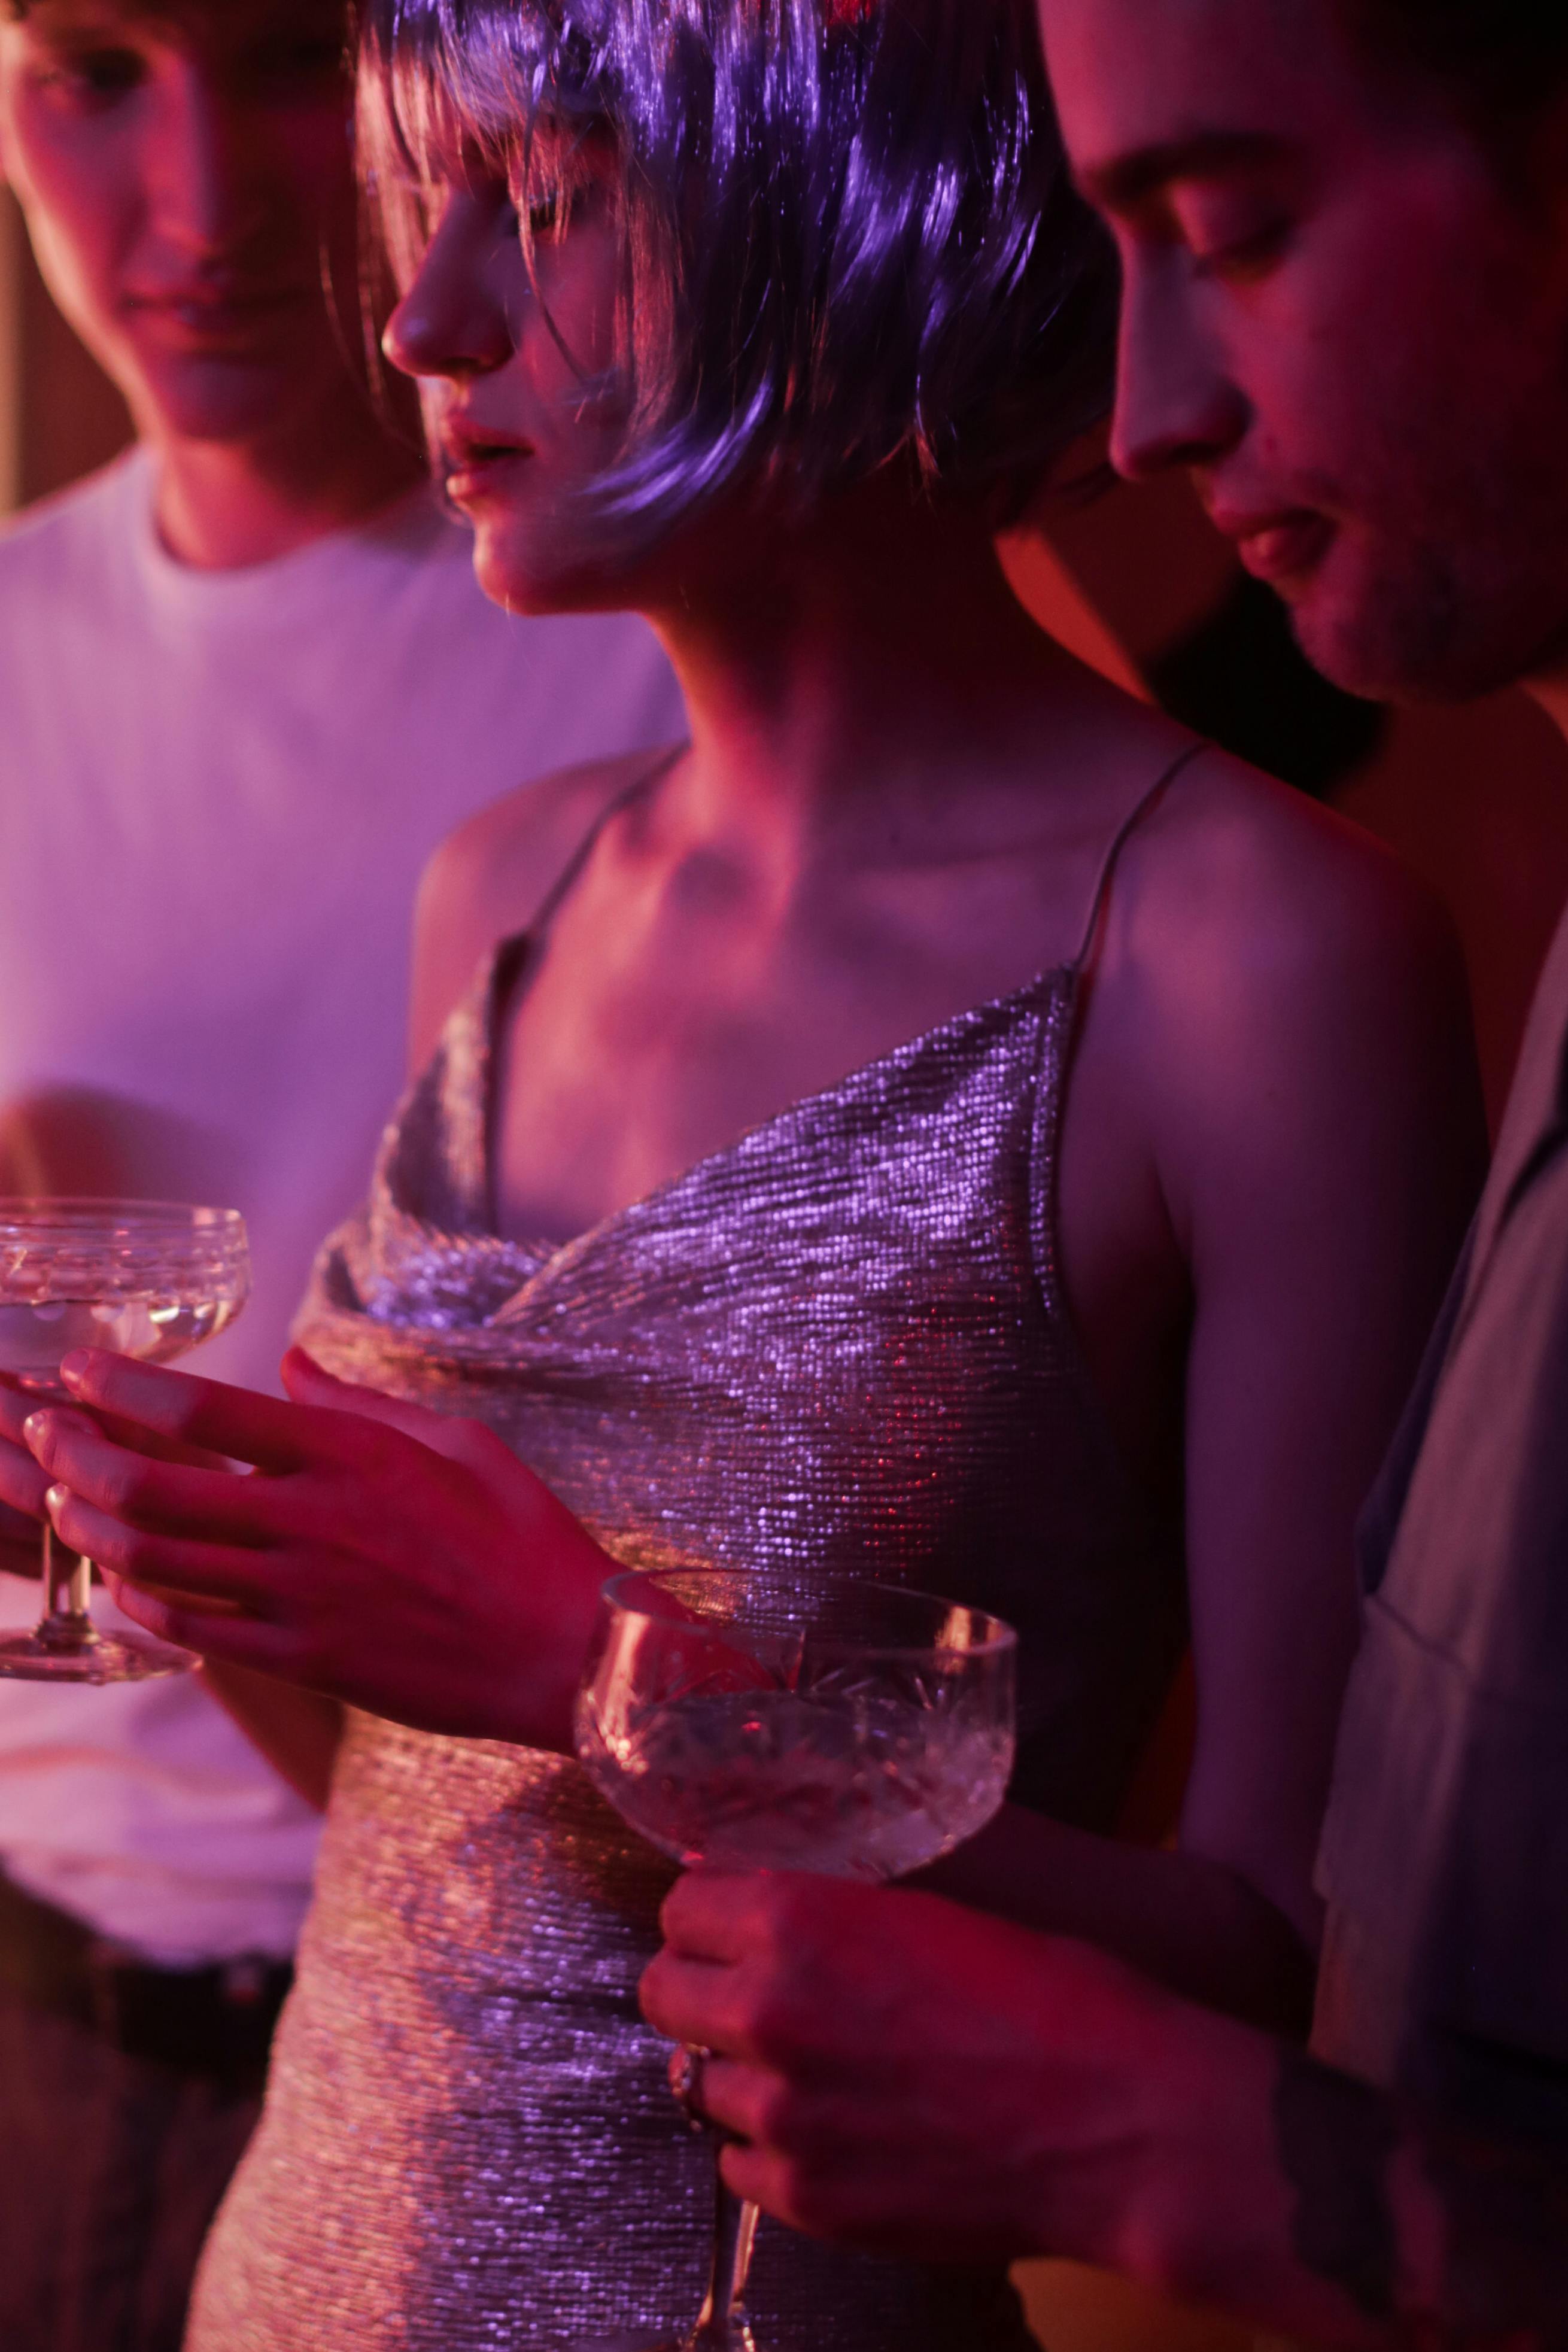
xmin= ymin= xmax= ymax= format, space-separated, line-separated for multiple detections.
xmin=186 ymin=928 xmax=1186 ymax=2352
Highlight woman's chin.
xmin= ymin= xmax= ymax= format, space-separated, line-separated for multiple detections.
xmin=472 ymin=531 xmax=631 ymax=621
xmin=470 ymin=538 xmax=563 ymax=617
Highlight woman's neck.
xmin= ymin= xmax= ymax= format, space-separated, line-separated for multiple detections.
xmin=640 ymin=482 xmax=1086 ymax=868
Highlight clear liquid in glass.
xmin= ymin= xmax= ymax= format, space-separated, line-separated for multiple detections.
xmin=572 ymin=1572 xmax=1016 ymax=2352
xmin=0 ymin=1199 xmax=249 ymax=1685
xmin=579 ymin=1682 xmax=1014 ymax=1880
xmin=0 ymin=1296 xmax=240 ymax=1391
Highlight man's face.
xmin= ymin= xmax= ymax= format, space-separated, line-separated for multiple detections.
xmin=0 ymin=0 xmax=359 ymax=451
xmin=1041 ymin=0 xmax=1568 ymax=703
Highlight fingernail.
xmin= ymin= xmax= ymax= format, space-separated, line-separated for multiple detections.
xmin=59 ymin=1353 xmax=91 ymax=1386
xmin=44 ymin=1484 xmax=69 ymax=1521
xmin=25 ymin=1409 xmax=89 ymax=1448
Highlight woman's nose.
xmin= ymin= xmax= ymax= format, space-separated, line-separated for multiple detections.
xmin=382 ymin=200 xmax=515 ymax=382
xmin=1109 ymin=259 xmax=1248 ymax=483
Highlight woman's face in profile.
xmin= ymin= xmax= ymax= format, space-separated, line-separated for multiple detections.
xmin=382 ymin=123 xmax=628 ymax=613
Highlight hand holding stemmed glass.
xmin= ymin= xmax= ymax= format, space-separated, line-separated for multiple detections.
xmin=573 ymin=1568 xmax=1018 ymax=2352
xmin=0 ymin=1339 xmax=1015 ymax=2340
xmin=0 ymin=1341 xmax=616 ymax=1736
xmin=1 ymin=1336 xmax=1018 ymax=2341
xmin=0 ymin=1199 xmax=248 ymax=1682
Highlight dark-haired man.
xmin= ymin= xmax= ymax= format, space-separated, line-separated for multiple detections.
xmin=639 ymin=2 xmax=1568 ymax=2339
xmin=0 ymin=0 xmax=682 ymax=2342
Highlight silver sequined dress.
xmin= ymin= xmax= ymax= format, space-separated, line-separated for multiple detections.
xmin=187 ymin=780 xmax=1191 ymax=2351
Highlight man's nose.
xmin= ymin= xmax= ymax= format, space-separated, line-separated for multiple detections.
xmin=1109 ymin=262 xmax=1247 ymax=482
xmin=147 ymin=66 xmax=271 ymax=257
xmin=382 ymin=203 xmax=515 ymax=383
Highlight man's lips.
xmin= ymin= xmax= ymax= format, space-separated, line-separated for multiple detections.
xmin=125 ymin=285 xmax=309 ymax=337
xmin=1209 ymin=508 xmax=1334 ymax=587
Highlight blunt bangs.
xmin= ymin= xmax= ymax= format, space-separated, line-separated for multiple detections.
xmin=357 ymin=0 xmax=1117 ymax=550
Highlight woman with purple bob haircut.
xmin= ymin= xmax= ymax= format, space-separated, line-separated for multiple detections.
xmin=51 ymin=2 xmax=1481 ymax=2350
xmin=358 ymin=0 xmax=1116 ymax=550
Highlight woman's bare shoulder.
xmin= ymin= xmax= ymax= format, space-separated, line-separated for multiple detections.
xmin=1119 ymin=740 xmax=1458 ymax=996
xmin=409 ymin=747 xmax=679 ymax=1073
xmin=1103 ymin=742 xmax=1482 ymax=1226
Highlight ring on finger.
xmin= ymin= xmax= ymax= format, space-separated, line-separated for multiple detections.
xmin=670 ymin=2043 xmax=713 ymax=2134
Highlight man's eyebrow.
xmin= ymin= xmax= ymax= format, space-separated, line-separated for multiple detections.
xmin=1080 ymin=130 xmax=1292 ymax=209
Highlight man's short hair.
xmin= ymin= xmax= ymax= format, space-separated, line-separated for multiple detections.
xmin=358 ymin=0 xmax=1116 ymax=558
xmin=1343 ymin=1 xmax=1568 ymax=125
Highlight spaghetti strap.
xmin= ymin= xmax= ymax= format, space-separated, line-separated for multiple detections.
xmin=525 ymin=744 xmax=686 ymax=940
xmin=1069 ymin=738 xmax=1207 ymax=973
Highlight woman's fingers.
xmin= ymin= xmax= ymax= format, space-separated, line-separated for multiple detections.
xmin=62 ymin=1348 xmax=464 ymax=1487
xmin=281 ymin=1348 xmax=512 ymax=1475
xmin=280 ymin=1348 xmax=429 ymax=1432
xmin=0 ymin=1380 xmax=51 ymax=1520
xmin=0 ymin=1376 xmax=42 ymax=1448
xmin=107 ymin=1577 xmax=302 ymax=1673
xmin=59 ymin=1353 xmax=321 ymax=1474
xmin=0 ymin=1373 xmax=230 ymax=1521
xmin=44 ymin=1484 xmax=287 ymax=1612
xmin=0 ymin=1436 xmax=51 ymax=1521
xmin=25 ymin=1411 xmax=284 ymax=1545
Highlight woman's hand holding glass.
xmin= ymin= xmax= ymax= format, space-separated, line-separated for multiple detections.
xmin=0 ymin=1345 xmax=614 ymax=1748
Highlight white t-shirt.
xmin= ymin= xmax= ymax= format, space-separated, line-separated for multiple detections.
xmin=0 ymin=449 xmax=686 ymax=1964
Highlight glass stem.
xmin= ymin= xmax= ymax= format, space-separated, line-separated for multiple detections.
xmin=39 ymin=1524 xmax=94 ymax=1650
xmin=686 ymin=2165 xmax=759 ymax=2351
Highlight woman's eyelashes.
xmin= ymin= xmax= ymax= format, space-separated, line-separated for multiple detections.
xmin=511 ymin=187 xmax=573 ymax=246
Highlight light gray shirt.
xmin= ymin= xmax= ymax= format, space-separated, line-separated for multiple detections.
xmin=0 ymin=449 xmax=686 ymax=1962
xmin=1315 ymin=897 xmax=1568 ymax=2139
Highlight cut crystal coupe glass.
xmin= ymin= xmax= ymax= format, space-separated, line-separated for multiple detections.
xmin=575 ymin=1567 xmax=1019 ymax=2352
xmin=0 ymin=1199 xmax=250 ymax=1684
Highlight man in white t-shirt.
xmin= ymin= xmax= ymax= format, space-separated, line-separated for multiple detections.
xmin=0 ymin=1 xmax=683 ymax=2341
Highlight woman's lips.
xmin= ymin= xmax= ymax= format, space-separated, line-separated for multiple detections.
xmin=442 ymin=443 xmax=533 ymax=505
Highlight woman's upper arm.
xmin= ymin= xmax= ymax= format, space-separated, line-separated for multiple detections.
xmin=408 ymin=818 xmax=503 ymax=1077
xmin=1153 ymin=798 xmax=1486 ymax=1947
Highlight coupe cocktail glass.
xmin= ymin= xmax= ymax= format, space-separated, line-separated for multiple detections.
xmin=575 ymin=1568 xmax=1018 ymax=2352
xmin=0 ymin=1199 xmax=250 ymax=1684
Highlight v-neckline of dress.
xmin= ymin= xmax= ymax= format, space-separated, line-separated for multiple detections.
xmin=448 ymin=733 xmax=1207 ymax=1275
xmin=467 ymin=925 xmax=1080 ymax=1272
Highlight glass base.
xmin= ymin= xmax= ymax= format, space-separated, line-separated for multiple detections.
xmin=0 ymin=1624 xmax=195 ymax=1684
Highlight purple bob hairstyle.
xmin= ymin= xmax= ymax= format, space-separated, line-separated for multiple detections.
xmin=357 ymin=0 xmax=1117 ymax=550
